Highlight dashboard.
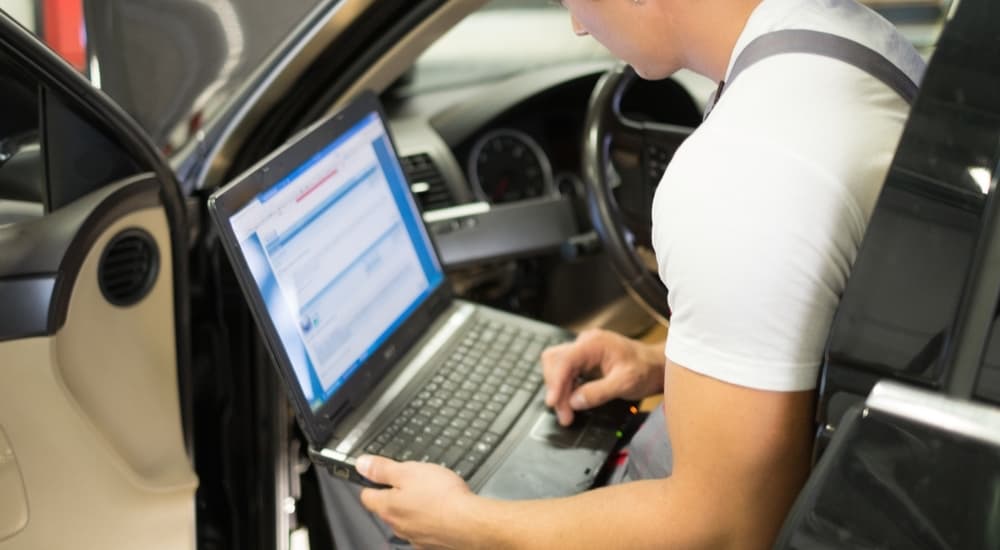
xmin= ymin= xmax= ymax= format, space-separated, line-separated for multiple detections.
xmin=381 ymin=61 xmax=710 ymax=269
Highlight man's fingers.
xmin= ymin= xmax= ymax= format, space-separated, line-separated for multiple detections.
xmin=542 ymin=331 xmax=616 ymax=427
xmin=542 ymin=346 xmax=578 ymax=426
xmin=555 ymin=401 xmax=575 ymax=427
xmin=359 ymin=485 xmax=390 ymax=514
xmin=357 ymin=455 xmax=402 ymax=516
xmin=541 ymin=330 xmax=609 ymax=405
xmin=569 ymin=370 xmax=625 ymax=411
xmin=356 ymin=454 xmax=403 ymax=486
xmin=553 ymin=377 xmax=611 ymax=427
xmin=541 ymin=344 xmax=577 ymax=408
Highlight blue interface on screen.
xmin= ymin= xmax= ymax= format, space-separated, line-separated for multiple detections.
xmin=229 ymin=113 xmax=445 ymax=410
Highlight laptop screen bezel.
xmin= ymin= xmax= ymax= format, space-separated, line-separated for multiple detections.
xmin=207 ymin=91 xmax=452 ymax=447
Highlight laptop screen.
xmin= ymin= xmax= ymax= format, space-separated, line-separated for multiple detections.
xmin=227 ymin=112 xmax=445 ymax=410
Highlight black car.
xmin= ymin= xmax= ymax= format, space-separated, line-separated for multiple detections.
xmin=0 ymin=0 xmax=995 ymax=548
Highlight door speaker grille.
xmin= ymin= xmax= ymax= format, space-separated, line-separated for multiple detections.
xmin=98 ymin=228 xmax=159 ymax=307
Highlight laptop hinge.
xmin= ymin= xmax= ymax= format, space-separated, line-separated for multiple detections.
xmin=325 ymin=400 xmax=353 ymax=427
xmin=430 ymin=285 xmax=453 ymax=317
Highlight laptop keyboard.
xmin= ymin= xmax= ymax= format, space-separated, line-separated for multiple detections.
xmin=364 ymin=318 xmax=561 ymax=480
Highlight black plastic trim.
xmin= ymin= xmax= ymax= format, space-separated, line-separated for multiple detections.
xmin=0 ymin=175 xmax=159 ymax=341
xmin=0 ymin=176 xmax=154 ymax=277
xmin=0 ymin=275 xmax=55 ymax=341
xmin=50 ymin=177 xmax=160 ymax=331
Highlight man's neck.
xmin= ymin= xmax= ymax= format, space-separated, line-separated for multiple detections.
xmin=677 ymin=0 xmax=763 ymax=82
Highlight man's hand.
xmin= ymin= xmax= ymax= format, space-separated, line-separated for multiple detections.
xmin=542 ymin=328 xmax=665 ymax=426
xmin=357 ymin=455 xmax=476 ymax=549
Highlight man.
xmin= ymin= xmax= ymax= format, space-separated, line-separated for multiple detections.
xmin=356 ymin=0 xmax=925 ymax=547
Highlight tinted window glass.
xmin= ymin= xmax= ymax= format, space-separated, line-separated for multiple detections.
xmin=0 ymin=49 xmax=141 ymax=214
xmin=0 ymin=52 xmax=43 ymax=218
xmin=977 ymin=304 xmax=1000 ymax=405
xmin=826 ymin=0 xmax=1000 ymax=387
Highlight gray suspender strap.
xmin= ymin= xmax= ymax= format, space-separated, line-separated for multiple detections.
xmin=703 ymin=29 xmax=919 ymax=120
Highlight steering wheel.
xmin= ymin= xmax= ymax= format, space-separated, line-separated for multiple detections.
xmin=582 ymin=63 xmax=697 ymax=324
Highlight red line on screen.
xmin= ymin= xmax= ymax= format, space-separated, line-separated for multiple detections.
xmin=297 ymin=169 xmax=338 ymax=202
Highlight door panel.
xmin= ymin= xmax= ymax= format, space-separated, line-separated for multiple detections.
xmin=0 ymin=11 xmax=197 ymax=547
xmin=0 ymin=337 xmax=195 ymax=548
xmin=55 ymin=206 xmax=191 ymax=485
xmin=0 ymin=185 xmax=196 ymax=549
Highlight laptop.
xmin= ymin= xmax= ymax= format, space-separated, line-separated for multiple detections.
xmin=208 ymin=91 xmax=638 ymax=499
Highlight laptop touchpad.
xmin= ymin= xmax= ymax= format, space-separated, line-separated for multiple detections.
xmin=530 ymin=412 xmax=588 ymax=448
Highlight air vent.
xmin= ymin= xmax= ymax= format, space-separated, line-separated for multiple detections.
xmin=400 ymin=153 xmax=455 ymax=211
xmin=98 ymin=228 xmax=159 ymax=307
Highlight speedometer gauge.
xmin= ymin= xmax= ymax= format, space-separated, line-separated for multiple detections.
xmin=468 ymin=129 xmax=555 ymax=204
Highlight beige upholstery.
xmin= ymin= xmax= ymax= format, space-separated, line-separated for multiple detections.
xmin=0 ymin=427 xmax=27 ymax=542
xmin=0 ymin=207 xmax=197 ymax=549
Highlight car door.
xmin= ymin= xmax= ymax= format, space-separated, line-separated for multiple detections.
xmin=0 ymin=11 xmax=196 ymax=550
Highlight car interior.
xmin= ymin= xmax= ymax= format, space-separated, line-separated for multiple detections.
xmin=3 ymin=0 xmax=998 ymax=548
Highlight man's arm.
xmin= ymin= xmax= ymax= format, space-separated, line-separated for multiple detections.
xmin=359 ymin=360 xmax=814 ymax=549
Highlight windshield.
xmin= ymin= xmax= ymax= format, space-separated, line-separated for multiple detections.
xmin=404 ymin=0 xmax=950 ymax=96
xmin=401 ymin=0 xmax=612 ymax=96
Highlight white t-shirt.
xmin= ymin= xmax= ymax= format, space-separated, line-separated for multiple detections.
xmin=651 ymin=0 xmax=926 ymax=391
